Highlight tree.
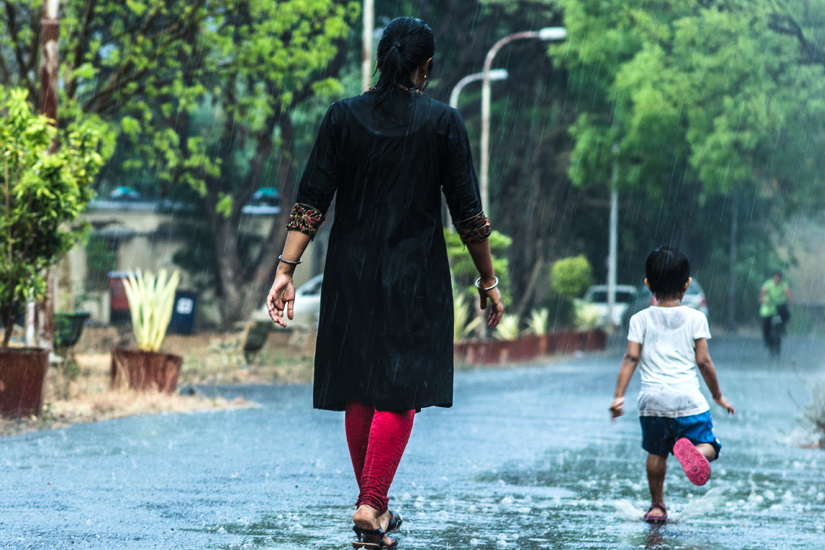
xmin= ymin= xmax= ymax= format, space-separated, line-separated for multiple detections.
xmin=1 ymin=0 xmax=359 ymax=327
xmin=0 ymin=87 xmax=108 ymax=346
xmin=556 ymin=0 xmax=825 ymax=324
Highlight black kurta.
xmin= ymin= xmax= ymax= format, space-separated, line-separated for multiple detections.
xmin=291 ymin=91 xmax=487 ymax=412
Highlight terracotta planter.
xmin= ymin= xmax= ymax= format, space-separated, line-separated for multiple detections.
xmin=110 ymin=348 xmax=182 ymax=393
xmin=582 ymin=330 xmax=607 ymax=351
xmin=0 ymin=348 xmax=48 ymax=417
xmin=506 ymin=335 xmax=540 ymax=362
xmin=555 ymin=330 xmax=582 ymax=355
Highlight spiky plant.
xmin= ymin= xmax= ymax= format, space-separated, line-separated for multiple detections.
xmin=573 ymin=301 xmax=602 ymax=331
xmin=494 ymin=314 xmax=521 ymax=341
xmin=526 ymin=308 xmax=550 ymax=336
xmin=122 ymin=269 xmax=180 ymax=352
xmin=454 ymin=292 xmax=482 ymax=341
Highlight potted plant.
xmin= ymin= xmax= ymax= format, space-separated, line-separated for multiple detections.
xmin=573 ymin=300 xmax=606 ymax=352
xmin=524 ymin=308 xmax=553 ymax=356
xmin=0 ymin=88 xmax=105 ymax=417
xmin=110 ymin=269 xmax=183 ymax=393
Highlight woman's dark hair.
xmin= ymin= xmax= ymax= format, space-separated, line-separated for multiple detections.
xmin=645 ymin=247 xmax=691 ymax=298
xmin=373 ymin=17 xmax=434 ymax=109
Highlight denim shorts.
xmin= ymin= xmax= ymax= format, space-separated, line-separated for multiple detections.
xmin=640 ymin=411 xmax=721 ymax=457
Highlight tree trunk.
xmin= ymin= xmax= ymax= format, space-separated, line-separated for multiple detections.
xmin=726 ymin=191 xmax=739 ymax=332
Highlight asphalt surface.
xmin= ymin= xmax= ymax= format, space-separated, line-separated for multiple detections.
xmin=2 ymin=336 xmax=825 ymax=549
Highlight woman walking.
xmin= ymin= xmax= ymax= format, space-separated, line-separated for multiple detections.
xmin=267 ymin=17 xmax=504 ymax=548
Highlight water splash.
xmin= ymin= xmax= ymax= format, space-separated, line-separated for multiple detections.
xmin=612 ymin=486 xmax=730 ymax=523
xmin=670 ymin=486 xmax=729 ymax=522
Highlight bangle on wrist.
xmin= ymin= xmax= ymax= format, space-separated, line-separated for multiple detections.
xmin=474 ymin=276 xmax=499 ymax=291
xmin=278 ymin=254 xmax=302 ymax=266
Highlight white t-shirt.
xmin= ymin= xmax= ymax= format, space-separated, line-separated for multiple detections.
xmin=627 ymin=306 xmax=711 ymax=418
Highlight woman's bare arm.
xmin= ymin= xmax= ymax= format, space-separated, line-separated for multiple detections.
xmin=466 ymin=239 xmax=503 ymax=327
xmin=267 ymin=231 xmax=311 ymax=327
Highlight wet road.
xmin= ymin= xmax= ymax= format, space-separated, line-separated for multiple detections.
xmin=2 ymin=336 xmax=825 ymax=549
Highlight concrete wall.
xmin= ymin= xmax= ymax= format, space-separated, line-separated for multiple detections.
xmin=69 ymin=202 xmax=321 ymax=328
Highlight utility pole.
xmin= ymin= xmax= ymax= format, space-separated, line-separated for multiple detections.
xmin=362 ymin=0 xmax=374 ymax=92
xmin=606 ymin=145 xmax=619 ymax=329
xmin=34 ymin=0 xmax=60 ymax=351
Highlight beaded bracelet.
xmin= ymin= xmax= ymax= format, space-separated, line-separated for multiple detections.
xmin=474 ymin=277 xmax=499 ymax=291
xmin=278 ymin=255 xmax=302 ymax=266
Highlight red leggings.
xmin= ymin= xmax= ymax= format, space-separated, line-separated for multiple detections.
xmin=345 ymin=401 xmax=415 ymax=514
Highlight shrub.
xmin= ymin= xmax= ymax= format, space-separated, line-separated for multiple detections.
xmin=550 ymin=255 xmax=592 ymax=299
xmin=0 ymin=88 xmax=109 ymax=347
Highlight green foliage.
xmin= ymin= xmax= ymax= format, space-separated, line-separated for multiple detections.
xmin=560 ymin=0 xmax=825 ymax=203
xmin=453 ymin=291 xmax=482 ymax=341
xmin=444 ymin=229 xmax=513 ymax=306
xmin=122 ymin=269 xmax=180 ymax=352
xmin=573 ymin=300 xmax=601 ymax=331
xmin=526 ymin=308 xmax=550 ymax=336
xmin=0 ymin=88 xmax=107 ymax=346
xmin=494 ymin=314 xmax=521 ymax=341
xmin=550 ymin=255 xmax=592 ymax=299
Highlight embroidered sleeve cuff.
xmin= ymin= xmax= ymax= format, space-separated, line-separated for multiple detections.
xmin=454 ymin=211 xmax=491 ymax=244
xmin=286 ymin=203 xmax=325 ymax=240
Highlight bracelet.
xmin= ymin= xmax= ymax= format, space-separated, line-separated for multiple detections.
xmin=278 ymin=255 xmax=302 ymax=266
xmin=474 ymin=277 xmax=499 ymax=291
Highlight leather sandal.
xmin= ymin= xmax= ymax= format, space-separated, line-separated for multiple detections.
xmin=352 ymin=525 xmax=398 ymax=549
xmin=386 ymin=509 xmax=403 ymax=533
xmin=644 ymin=502 xmax=667 ymax=524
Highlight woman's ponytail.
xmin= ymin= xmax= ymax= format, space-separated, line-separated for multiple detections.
xmin=373 ymin=17 xmax=435 ymax=111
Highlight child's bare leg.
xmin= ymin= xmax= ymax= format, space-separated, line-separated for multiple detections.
xmin=646 ymin=453 xmax=668 ymax=516
xmin=695 ymin=443 xmax=717 ymax=462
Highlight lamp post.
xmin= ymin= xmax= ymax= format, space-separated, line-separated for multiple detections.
xmin=362 ymin=0 xmax=374 ymax=91
xmin=449 ymin=69 xmax=508 ymax=109
xmin=480 ymin=27 xmax=567 ymax=211
xmin=444 ymin=70 xmax=507 ymax=228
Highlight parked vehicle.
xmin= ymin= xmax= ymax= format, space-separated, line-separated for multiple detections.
xmin=575 ymin=285 xmax=638 ymax=327
xmin=253 ymin=274 xmax=323 ymax=328
xmin=621 ymin=279 xmax=709 ymax=332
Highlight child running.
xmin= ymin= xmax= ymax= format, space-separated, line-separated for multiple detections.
xmin=610 ymin=247 xmax=735 ymax=524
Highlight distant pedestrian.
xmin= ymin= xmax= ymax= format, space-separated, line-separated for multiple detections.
xmin=759 ymin=270 xmax=793 ymax=355
xmin=266 ymin=16 xmax=504 ymax=549
xmin=609 ymin=247 xmax=735 ymax=524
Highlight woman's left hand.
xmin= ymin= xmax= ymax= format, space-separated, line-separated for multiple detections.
xmin=267 ymin=273 xmax=296 ymax=327
xmin=478 ymin=285 xmax=504 ymax=328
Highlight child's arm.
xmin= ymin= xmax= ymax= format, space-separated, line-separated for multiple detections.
xmin=695 ymin=338 xmax=735 ymax=414
xmin=610 ymin=341 xmax=641 ymax=418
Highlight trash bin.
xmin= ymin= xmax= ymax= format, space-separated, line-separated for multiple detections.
xmin=108 ymin=271 xmax=132 ymax=325
xmin=169 ymin=290 xmax=198 ymax=335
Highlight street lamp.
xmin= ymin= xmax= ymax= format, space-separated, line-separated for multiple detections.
xmin=449 ymin=69 xmax=508 ymax=109
xmin=480 ymin=27 xmax=567 ymax=211
xmin=444 ymin=70 xmax=508 ymax=228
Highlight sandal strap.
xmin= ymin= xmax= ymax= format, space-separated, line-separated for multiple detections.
xmin=648 ymin=502 xmax=667 ymax=512
xmin=386 ymin=509 xmax=403 ymax=532
xmin=353 ymin=525 xmax=386 ymax=540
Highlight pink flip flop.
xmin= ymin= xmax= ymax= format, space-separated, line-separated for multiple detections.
xmin=673 ymin=437 xmax=711 ymax=486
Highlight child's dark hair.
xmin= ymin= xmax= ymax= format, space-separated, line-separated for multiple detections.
xmin=645 ymin=247 xmax=691 ymax=298
xmin=373 ymin=17 xmax=434 ymax=110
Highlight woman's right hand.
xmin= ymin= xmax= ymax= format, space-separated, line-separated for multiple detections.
xmin=267 ymin=272 xmax=296 ymax=327
xmin=478 ymin=283 xmax=504 ymax=328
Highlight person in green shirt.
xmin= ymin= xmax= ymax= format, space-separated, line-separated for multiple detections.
xmin=759 ymin=271 xmax=793 ymax=351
